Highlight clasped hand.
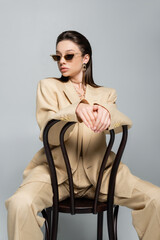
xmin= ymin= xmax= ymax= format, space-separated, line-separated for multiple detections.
xmin=76 ymin=103 xmax=111 ymax=133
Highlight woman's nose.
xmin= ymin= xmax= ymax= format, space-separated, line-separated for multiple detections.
xmin=59 ymin=56 xmax=66 ymax=65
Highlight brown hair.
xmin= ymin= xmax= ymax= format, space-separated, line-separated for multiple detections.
xmin=55 ymin=30 xmax=101 ymax=88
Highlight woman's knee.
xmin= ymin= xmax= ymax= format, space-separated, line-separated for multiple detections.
xmin=145 ymin=183 xmax=160 ymax=206
xmin=5 ymin=190 xmax=33 ymax=216
xmin=149 ymin=191 xmax=160 ymax=212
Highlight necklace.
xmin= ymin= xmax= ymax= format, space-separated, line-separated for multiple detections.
xmin=74 ymin=85 xmax=86 ymax=99
xmin=70 ymin=80 xmax=86 ymax=99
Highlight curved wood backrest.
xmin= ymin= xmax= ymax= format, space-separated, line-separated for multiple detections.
xmin=43 ymin=119 xmax=61 ymax=215
xmin=43 ymin=119 xmax=128 ymax=219
xmin=60 ymin=121 xmax=77 ymax=214
xmin=107 ymin=125 xmax=128 ymax=239
xmin=93 ymin=129 xmax=115 ymax=214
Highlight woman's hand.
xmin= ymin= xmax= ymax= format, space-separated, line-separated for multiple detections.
xmin=92 ymin=104 xmax=111 ymax=132
xmin=76 ymin=103 xmax=96 ymax=130
xmin=76 ymin=103 xmax=111 ymax=132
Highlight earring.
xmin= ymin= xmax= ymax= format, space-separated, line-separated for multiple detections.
xmin=82 ymin=63 xmax=87 ymax=71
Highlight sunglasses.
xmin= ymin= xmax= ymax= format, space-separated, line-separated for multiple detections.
xmin=50 ymin=53 xmax=81 ymax=62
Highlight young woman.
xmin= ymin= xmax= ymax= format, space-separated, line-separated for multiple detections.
xmin=5 ymin=30 xmax=160 ymax=240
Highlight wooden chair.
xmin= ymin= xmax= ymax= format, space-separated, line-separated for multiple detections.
xmin=41 ymin=119 xmax=128 ymax=240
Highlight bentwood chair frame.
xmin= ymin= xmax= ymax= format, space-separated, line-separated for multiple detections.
xmin=41 ymin=119 xmax=128 ymax=240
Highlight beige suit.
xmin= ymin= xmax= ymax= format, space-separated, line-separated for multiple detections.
xmin=21 ymin=78 xmax=135 ymax=197
xmin=5 ymin=78 xmax=160 ymax=240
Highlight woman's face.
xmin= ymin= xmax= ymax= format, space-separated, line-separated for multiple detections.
xmin=56 ymin=40 xmax=89 ymax=79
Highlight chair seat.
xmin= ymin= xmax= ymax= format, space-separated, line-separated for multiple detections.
xmin=58 ymin=197 xmax=108 ymax=214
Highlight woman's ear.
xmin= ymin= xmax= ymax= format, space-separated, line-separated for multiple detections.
xmin=83 ymin=54 xmax=90 ymax=64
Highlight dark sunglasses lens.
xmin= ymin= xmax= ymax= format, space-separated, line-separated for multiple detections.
xmin=52 ymin=55 xmax=60 ymax=61
xmin=65 ymin=54 xmax=74 ymax=60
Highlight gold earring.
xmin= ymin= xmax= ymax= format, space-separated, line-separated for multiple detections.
xmin=82 ymin=63 xmax=87 ymax=71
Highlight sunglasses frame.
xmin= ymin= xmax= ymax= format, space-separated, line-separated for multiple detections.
xmin=50 ymin=52 xmax=82 ymax=62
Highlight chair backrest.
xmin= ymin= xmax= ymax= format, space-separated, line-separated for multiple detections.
xmin=43 ymin=119 xmax=128 ymax=215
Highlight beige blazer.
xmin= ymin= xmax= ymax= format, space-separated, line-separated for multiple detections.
xmin=20 ymin=78 xmax=137 ymax=198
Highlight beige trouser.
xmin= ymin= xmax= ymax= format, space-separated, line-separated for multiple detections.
xmin=5 ymin=157 xmax=160 ymax=240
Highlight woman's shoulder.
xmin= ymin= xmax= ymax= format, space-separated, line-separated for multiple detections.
xmin=94 ymin=85 xmax=117 ymax=95
xmin=37 ymin=77 xmax=64 ymax=92
xmin=38 ymin=77 xmax=62 ymax=86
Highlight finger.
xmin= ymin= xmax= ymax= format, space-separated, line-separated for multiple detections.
xmin=87 ymin=110 xmax=96 ymax=128
xmin=94 ymin=107 xmax=110 ymax=132
xmin=96 ymin=111 xmax=109 ymax=132
xmin=97 ymin=115 xmax=110 ymax=132
xmin=77 ymin=104 xmax=96 ymax=128
xmin=87 ymin=106 xmax=97 ymax=126
xmin=106 ymin=116 xmax=111 ymax=129
xmin=81 ymin=108 xmax=96 ymax=129
xmin=93 ymin=111 xmax=98 ymax=120
xmin=94 ymin=107 xmax=104 ymax=131
xmin=97 ymin=110 xmax=111 ymax=132
xmin=95 ymin=115 xmax=106 ymax=132
xmin=79 ymin=112 xmax=92 ymax=128
xmin=83 ymin=107 xmax=96 ymax=128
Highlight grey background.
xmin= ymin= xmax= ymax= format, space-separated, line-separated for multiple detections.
xmin=1 ymin=0 xmax=160 ymax=239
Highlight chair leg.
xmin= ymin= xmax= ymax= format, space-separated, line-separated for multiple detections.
xmin=46 ymin=208 xmax=52 ymax=239
xmin=51 ymin=208 xmax=59 ymax=240
xmin=113 ymin=205 xmax=119 ymax=240
xmin=97 ymin=212 xmax=103 ymax=240
xmin=42 ymin=208 xmax=51 ymax=240
xmin=44 ymin=220 xmax=49 ymax=240
xmin=107 ymin=207 xmax=114 ymax=240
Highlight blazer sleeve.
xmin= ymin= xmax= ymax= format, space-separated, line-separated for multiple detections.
xmin=36 ymin=79 xmax=85 ymax=146
xmin=93 ymin=88 xmax=133 ymax=134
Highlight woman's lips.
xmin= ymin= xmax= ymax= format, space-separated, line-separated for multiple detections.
xmin=60 ymin=68 xmax=69 ymax=72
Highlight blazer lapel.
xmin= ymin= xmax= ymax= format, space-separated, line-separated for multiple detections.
xmin=63 ymin=80 xmax=81 ymax=104
xmin=63 ymin=80 xmax=99 ymax=106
